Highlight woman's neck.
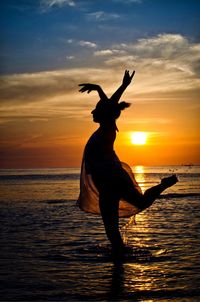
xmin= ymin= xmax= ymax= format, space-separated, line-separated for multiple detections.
xmin=99 ymin=120 xmax=118 ymax=131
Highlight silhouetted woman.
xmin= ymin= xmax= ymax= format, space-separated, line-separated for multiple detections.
xmin=78 ymin=70 xmax=178 ymax=258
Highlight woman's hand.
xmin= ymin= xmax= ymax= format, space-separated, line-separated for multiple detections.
xmin=79 ymin=83 xmax=100 ymax=94
xmin=110 ymin=70 xmax=135 ymax=103
xmin=79 ymin=83 xmax=108 ymax=100
xmin=122 ymin=70 xmax=135 ymax=87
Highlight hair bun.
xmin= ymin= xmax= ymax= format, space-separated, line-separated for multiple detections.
xmin=118 ymin=101 xmax=131 ymax=110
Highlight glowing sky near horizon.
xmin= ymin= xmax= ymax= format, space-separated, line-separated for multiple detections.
xmin=0 ymin=0 xmax=200 ymax=168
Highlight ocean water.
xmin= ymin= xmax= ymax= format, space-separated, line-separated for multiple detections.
xmin=0 ymin=165 xmax=199 ymax=301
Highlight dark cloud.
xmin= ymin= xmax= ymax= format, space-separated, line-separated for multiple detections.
xmin=0 ymin=72 xmax=77 ymax=105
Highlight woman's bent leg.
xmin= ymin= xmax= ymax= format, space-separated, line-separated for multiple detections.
xmin=123 ymin=175 xmax=178 ymax=211
xmin=140 ymin=175 xmax=178 ymax=210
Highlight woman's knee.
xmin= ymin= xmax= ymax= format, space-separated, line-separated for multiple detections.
xmin=137 ymin=195 xmax=154 ymax=211
xmin=124 ymin=193 xmax=151 ymax=211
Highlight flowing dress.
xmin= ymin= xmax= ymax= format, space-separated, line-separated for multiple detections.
xmin=77 ymin=124 xmax=143 ymax=218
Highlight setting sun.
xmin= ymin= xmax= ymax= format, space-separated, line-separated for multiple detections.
xmin=131 ymin=132 xmax=147 ymax=145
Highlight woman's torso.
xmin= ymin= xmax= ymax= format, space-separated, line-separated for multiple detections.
xmin=84 ymin=125 xmax=121 ymax=175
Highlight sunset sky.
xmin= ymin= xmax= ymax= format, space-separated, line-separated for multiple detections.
xmin=0 ymin=0 xmax=200 ymax=168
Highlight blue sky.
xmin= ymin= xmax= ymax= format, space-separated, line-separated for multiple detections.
xmin=1 ymin=0 xmax=200 ymax=74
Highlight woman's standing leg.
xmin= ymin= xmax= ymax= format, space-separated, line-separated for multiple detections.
xmin=99 ymin=192 xmax=125 ymax=257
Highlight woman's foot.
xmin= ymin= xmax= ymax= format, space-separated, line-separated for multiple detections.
xmin=161 ymin=175 xmax=178 ymax=188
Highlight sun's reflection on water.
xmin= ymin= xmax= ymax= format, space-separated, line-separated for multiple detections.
xmin=132 ymin=165 xmax=146 ymax=193
xmin=134 ymin=165 xmax=144 ymax=174
xmin=110 ymin=259 xmax=168 ymax=299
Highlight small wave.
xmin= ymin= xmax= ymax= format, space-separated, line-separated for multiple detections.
xmin=160 ymin=193 xmax=200 ymax=199
xmin=72 ymin=245 xmax=170 ymax=263
xmin=45 ymin=199 xmax=72 ymax=204
xmin=0 ymin=174 xmax=80 ymax=181
xmin=75 ymin=289 xmax=200 ymax=302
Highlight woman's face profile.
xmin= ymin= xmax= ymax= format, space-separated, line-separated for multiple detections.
xmin=91 ymin=108 xmax=99 ymax=123
xmin=91 ymin=101 xmax=106 ymax=123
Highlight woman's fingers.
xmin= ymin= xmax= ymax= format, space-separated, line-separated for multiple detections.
xmin=79 ymin=84 xmax=89 ymax=92
xmin=130 ymin=70 xmax=135 ymax=79
xmin=79 ymin=84 xmax=93 ymax=93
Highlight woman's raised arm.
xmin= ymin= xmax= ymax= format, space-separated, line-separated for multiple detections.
xmin=110 ymin=70 xmax=135 ymax=103
xmin=79 ymin=83 xmax=108 ymax=101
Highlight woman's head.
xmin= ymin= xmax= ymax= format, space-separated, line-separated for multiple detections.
xmin=91 ymin=100 xmax=130 ymax=124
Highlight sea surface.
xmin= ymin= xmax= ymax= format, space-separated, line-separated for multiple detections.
xmin=0 ymin=165 xmax=199 ymax=301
